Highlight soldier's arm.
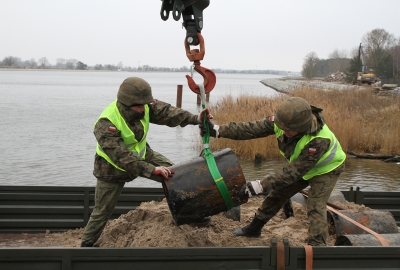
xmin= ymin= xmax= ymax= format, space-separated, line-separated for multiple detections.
xmin=260 ymin=137 xmax=331 ymax=190
xmin=149 ymin=99 xmax=199 ymax=127
xmin=94 ymin=118 xmax=156 ymax=178
xmin=218 ymin=116 xmax=275 ymax=140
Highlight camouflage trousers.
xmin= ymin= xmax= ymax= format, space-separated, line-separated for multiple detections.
xmin=256 ymin=171 xmax=341 ymax=246
xmin=81 ymin=151 xmax=173 ymax=246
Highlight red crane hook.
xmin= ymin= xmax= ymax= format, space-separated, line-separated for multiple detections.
xmin=185 ymin=60 xmax=216 ymax=94
xmin=184 ymin=32 xmax=216 ymax=94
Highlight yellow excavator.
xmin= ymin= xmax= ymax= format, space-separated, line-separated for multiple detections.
xmin=354 ymin=43 xmax=377 ymax=85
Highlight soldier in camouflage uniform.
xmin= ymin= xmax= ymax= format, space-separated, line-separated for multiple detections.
xmin=201 ymin=97 xmax=346 ymax=246
xmin=81 ymin=77 xmax=212 ymax=247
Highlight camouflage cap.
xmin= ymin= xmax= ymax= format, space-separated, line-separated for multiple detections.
xmin=275 ymin=97 xmax=312 ymax=133
xmin=117 ymin=77 xmax=154 ymax=106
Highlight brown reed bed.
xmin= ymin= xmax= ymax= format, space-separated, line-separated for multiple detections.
xmin=204 ymin=86 xmax=400 ymax=160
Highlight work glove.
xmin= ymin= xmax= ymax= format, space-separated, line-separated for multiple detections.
xmin=153 ymin=166 xmax=174 ymax=180
xmin=198 ymin=107 xmax=213 ymax=123
xmin=239 ymin=180 xmax=264 ymax=198
xmin=199 ymin=118 xmax=219 ymax=138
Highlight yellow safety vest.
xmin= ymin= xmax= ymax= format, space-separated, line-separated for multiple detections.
xmin=274 ymin=123 xmax=346 ymax=180
xmin=95 ymin=100 xmax=149 ymax=171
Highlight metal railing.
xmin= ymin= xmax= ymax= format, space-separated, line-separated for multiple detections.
xmin=0 ymin=186 xmax=164 ymax=233
xmin=1 ymin=186 xmax=399 ymax=233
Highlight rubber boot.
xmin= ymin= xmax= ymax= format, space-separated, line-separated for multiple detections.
xmin=306 ymin=234 xmax=327 ymax=246
xmin=80 ymin=241 xmax=94 ymax=247
xmin=233 ymin=216 xmax=266 ymax=237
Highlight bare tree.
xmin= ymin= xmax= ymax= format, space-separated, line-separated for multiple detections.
xmin=362 ymin=28 xmax=395 ymax=76
xmin=388 ymin=37 xmax=400 ymax=78
xmin=349 ymin=46 xmax=359 ymax=58
xmin=94 ymin=64 xmax=103 ymax=70
xmin=328 ymin=49 xmax=348 ymax=59
xmin=1 ymin=56 xmax=20 ymax=67
xmin=20 ymin=58 xmax=37 ymax=68
xmin=117 ymin=61 xmax=123 ymax=71
xmin=328 ymin=49 xmax=350 ymax=73
xmin=38 ymin=57 xmax=49 ymax=68
xmin=104 ymin=64 xmax=117 ymax=71
xmin=56 ymin=58 xmax=66 ymax=69
xmin=302 ymin=52 xmax=319 ymax=79
xmin=29 ymin=58 xmax=37 ymax=68
xmin=66 ymin=59 xmax=78 ymax=69
xmin=179 ymin=66 xmax=190 ymax=72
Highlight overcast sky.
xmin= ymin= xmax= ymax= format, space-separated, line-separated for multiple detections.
xmin=1 ymin=0 xmax=399 ymax=72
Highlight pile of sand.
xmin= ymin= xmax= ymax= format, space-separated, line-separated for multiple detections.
xmin=2 ymin=196 xmax=391 ymax=248
xmin=95 ymin=197 xmax=310 ymax=247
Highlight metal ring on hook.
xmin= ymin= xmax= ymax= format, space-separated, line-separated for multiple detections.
xmin=184 ymin=32 xmax=205 ymax=62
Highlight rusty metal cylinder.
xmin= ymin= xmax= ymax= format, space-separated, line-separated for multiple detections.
xmin=161 ymin=148 xmax=248 ymax=225
xmin=329 ymin=209 xmax=398 ymax=236
xmin=327 ymin=190 xmax=347 ymax=204
xmin=335 ymin=234 xmax=400 ymax=246
xmin=290 ymin=190 xmax=346 ymax=208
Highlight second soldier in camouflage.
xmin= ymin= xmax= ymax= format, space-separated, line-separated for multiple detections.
xmin=200 ymin=97 xmax=346 ymax=246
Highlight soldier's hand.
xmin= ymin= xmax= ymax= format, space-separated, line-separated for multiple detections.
xmin=153 ymin=166 xmax=174 ymax=180
xmin=239 ymin=180 xmax=264 ymax=198
xmin=198 ymin=107 xmax=213 ymax=123
xmin=199 ymin=118 xmax=219 ymax=138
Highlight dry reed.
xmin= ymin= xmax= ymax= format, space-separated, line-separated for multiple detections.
xmin=205 ymin=86 xmax=400 ymax=160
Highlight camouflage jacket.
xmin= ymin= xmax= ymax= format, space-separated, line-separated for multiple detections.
xmin=218 ymin=108 xmax=344 ymax=183
xmin=93 ymin=99 xmax=200 ymax=182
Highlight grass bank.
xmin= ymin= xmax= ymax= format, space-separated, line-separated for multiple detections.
xmin=205 ymin=86 xmax=400 ymax=160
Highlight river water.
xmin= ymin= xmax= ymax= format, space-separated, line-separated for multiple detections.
xmin=1 ymin=70 xmax=399 ymax=191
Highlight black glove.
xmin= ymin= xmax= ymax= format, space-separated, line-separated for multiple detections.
xmin=199 ymin=118 xmax=218 ymax=137
xmin=283 ymin=199 xmax=294 ymax=218
xmin=239 ymin=184 xmax=249 ymax=198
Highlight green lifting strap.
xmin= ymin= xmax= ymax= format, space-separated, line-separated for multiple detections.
xmin=201 ymin=100 xmax=234 ymax=211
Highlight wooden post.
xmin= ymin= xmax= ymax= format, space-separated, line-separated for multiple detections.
xmin=197 ymin=93 xmax=210 ymax=105
xmin=176 ymin=85 xmax=183 ymax=108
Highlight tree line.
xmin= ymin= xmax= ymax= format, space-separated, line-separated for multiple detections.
xmin=0 ymin=57 xmax=90 ymax=70
xmin=301 ymin=28 xmax=400 ymax=82
xmin=0 ymin=56 xmax=291 ymax=75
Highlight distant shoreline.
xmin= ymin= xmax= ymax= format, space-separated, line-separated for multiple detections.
xmin=0 ymin=67 xmax=295 ymax=75
xmin=260 ymin=77 xmax=358 ymax=93
xmin=0 ymin=68 xmax=170 ymax=72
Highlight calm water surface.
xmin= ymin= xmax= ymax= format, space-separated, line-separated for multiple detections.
xmin=1 ymin=70 xmax=399 ymax=191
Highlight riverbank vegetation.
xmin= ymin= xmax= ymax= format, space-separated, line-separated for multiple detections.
xmin=301 ymin=28 xmax=400 ymax=81
xmin=205 ymin=86 xmax=400 ymax=160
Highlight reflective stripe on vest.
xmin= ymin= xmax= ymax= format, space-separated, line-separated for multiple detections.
xmin=274 ymin=123 xmax=346 ymax=180
xmin=95 ymin=100 xmax=149 ymax=171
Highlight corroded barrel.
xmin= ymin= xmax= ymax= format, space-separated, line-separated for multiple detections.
xmin=290 ymin=191 xmax=398 ymax=236
xmin=161 ymin=148 xmax=248 ymax=225
xmin=290 ymin=190 xmax=347 ymax=207
xmin=336 ymin=234 xmax=400 ymax=246
xmin=329 ymin=209 xmax=398 ymax=235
